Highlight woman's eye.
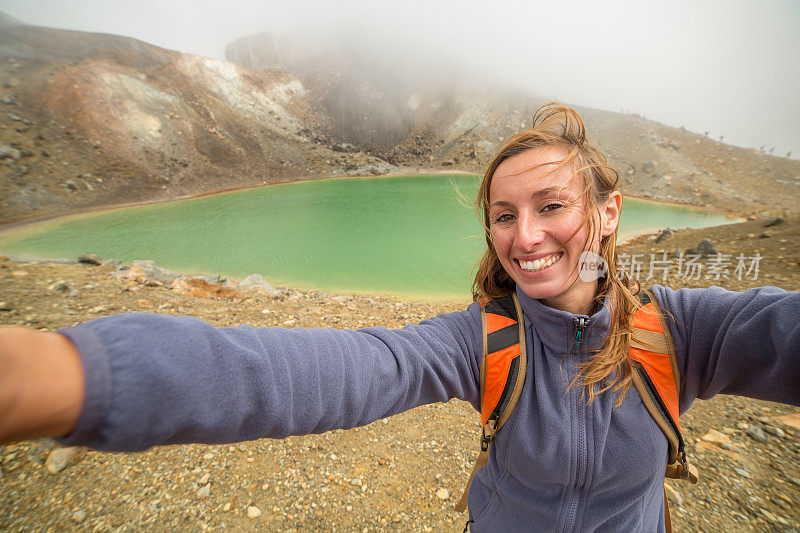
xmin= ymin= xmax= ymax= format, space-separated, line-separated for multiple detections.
xmin=493 ymin=213 xmax=515 ymax=224
xmin=542 ymin=203 xmax=563 ymax=213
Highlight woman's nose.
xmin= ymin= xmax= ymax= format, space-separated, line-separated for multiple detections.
xmin=515 ymin=214 xmax=546 ymax=249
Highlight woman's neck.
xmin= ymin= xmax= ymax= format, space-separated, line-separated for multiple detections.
xmin=539 ymin=279 xmax=599 ymax=316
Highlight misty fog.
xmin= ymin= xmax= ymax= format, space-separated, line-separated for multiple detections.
xmin=0 ymin=0 xmax=798 ymax=158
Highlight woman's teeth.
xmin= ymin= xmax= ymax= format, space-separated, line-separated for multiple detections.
xmin=519 ymin=253 xmax=561 ymax=272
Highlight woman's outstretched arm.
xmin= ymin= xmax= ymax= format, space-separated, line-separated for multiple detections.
xmin=650 ymin=285 xmax=800 ymax=413
xmin=0 ymin=326 xmax=85 ymax=444
xmin=1 ymin=306 xmax=482 ymax=451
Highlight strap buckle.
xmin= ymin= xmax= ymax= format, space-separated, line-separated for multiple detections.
xmin=480 ymin=419 xmax=497 ymax=452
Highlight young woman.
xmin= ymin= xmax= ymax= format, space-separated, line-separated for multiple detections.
xmin=1 ymin=104 xmax=798 ymax=532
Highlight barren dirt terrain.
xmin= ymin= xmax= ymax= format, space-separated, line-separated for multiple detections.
xmin=0 ymin=218 xmax=798 ymax=532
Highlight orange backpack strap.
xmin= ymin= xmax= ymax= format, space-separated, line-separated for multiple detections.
xmin=455 ymin=293 xmax=527 ymax=513
xmin=631 ymin=289 xmax=698 ymax=484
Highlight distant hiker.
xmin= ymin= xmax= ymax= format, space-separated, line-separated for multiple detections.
xmin=1 ymin=103 xmax=798 ymax=533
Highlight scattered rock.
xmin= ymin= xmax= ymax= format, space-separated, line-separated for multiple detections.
xmin=697 ymin=441 xmax=741 ymax=460
xmin=171 ymin=277 xmax=242 ymax=300
xmin=191 ymin=274 xmax=223 ymax=285
xmin=736 ymin=422 xmax=749 ymax=430
xmin=126 ymin=260 xmax=179 ymax=285
xmin=0 ymin=142 xmax=21 ymax=160
xmin=745 ymin=425 xmax=768 ymax=443
xmin=763 ymin=217 xmax=784 ymax=227
xmin=64 ymin=180 xmax=79 ymax=190
xmin=763 ymin=425 xmax=785 ymax=438
xmin=758 ymin=232 xmax=770 ymax=239
xmin=0 ymin=301 xmax=13 ymax=311
xmin=687 ymin=239 xmax=718 ymax=256
xmin=642 ymin=160 xmax=656 ymax=173
xmin=196 ymin=484 xmax=210 ymax=498
xmin=102 ymin=258 xmax=125 ymax=270
xmin=247 ymin=505 xmax=262 ymax=518
xmin=222 ymin=502 xmax=231 ymax=512
xmin=78 ymin=253 xmax=102 ymax=266
xmin=238 ymin=273 xmax=282 ymax=298
xmin=199 ymin=473 xmax=211 ymax=485
xmin=435 ymin=488 xmax=449 ymax=501
xmin=655 ymin=228 xmax=674 ymax=243
xmin=44 ymin=446 xmax=84 ymax=474
xmin=717 ymin=441 xmax=740 ymax=452
xmin=734 ymin=468 xmax=751 ymax=478
xmin=701 ymin=429 xmax=731 ymax=445
xmin=48 ymin=280 xmax=71 ymax=293
xmin=72 ymin=509 xmax=86 ymax=523
xmin=771 ymin=496 xmax=790 ymax=510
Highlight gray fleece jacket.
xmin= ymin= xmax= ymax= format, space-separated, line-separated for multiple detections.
xmin=57 ymin=285 xmax=800 ymax=532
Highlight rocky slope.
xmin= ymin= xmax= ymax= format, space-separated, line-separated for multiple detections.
xmin=2 ymin=15 xmax=799 ymax=226
xmin=0 ymin=218 xmax=798 ymax=532
xmin=0 ymin=14 xmax=392 ymax=225
xmin=225 ymin=32 xmax=800 ymax=216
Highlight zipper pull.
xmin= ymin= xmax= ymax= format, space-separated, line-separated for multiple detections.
xmin=571 ymin=317 xmax=587 ymax=354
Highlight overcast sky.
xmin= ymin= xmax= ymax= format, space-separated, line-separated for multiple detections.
xmin=1 ymin=0 xmax=799 ymax=158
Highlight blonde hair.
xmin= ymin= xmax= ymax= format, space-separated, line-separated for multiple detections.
xmin=473 ymin=102 xmax=641 ymax=404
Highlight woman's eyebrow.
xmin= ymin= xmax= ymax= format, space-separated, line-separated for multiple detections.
xmin=489 ymin=186 xmax=567 ymax=208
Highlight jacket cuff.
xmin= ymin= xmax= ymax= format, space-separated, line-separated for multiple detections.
xmin=55 ymin=324 xmax=112 ymax=447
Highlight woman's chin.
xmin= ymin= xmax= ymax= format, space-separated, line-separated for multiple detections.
xmin=515 ymin=274 xmax=596 ymax=310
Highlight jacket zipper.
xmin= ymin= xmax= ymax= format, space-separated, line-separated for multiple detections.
xmin=570 ymin=317 xmax=587 ymax=355
xmin=565 ymin=316 xmax=589 ymax=532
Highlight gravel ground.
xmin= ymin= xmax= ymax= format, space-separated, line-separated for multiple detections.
xmin=1 ymin=219 xmax=799 ymax=532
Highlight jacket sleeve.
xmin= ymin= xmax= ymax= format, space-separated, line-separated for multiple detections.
xmin=649 ymin=285 xmax=800 ymax=413
xmin=55 ymin=305 xmax=482 ymax=452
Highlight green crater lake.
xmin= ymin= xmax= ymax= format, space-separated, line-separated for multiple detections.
xmin=0 ymin=175 xmax=738 ymax=299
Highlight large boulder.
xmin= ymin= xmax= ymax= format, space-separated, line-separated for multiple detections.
xmin=238 ymin=273 xmax=282 ymax=298
xmin=126 ymin=260 xmax=180 ymax=285
xmin=654 ymin=228 xmax=674 ymax=243
xmin=78 ymin=253 xmax=102 ymax=265
xmin=687 ymin=238 xmax=718 ymax=256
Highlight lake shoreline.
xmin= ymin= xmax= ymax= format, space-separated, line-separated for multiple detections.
xmin=0 ymin=167 xmax=748 ymax=233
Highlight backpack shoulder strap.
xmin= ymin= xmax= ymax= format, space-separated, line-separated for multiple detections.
xmin=455 ymin=292 xmax=527 ymax=512
xmin=630 ymin=289 xmax=697 ymax=484
xmin=479 ymin=293 xmax=527 ymax=430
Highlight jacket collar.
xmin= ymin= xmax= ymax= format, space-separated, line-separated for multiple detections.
xmin=515 ymin=285 xmax=612 ymax=354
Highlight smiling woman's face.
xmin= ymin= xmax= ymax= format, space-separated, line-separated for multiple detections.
xmin=488 ymin=145 xmax=618 ymax=314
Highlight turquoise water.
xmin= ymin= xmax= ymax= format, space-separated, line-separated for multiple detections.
xmin=0 ymin=175 xmax=737 ymax=298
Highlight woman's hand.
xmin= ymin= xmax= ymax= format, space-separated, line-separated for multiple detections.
xmin=0 ymin=326 xmax=84 ymax=444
